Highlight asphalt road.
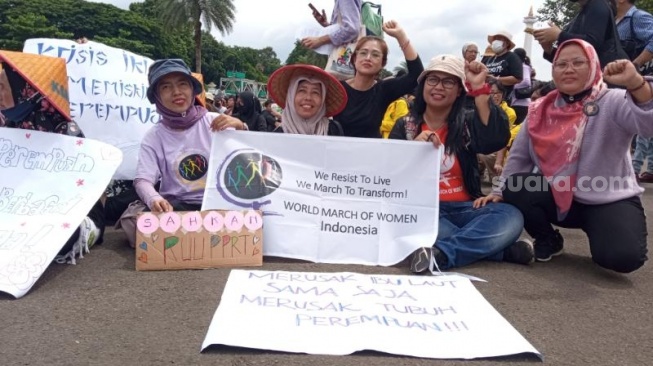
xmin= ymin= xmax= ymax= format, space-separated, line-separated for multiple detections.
xmin=1 ymin=188 xmax=652 ymax=366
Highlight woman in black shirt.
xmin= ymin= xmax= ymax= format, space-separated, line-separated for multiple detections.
xmin=333 ymin=20 xmax=423 ymax=138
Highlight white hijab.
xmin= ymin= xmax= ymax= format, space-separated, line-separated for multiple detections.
xmin=281 ymin=75 xmax=329 ymax=136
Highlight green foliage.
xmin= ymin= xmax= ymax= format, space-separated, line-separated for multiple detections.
xmin=0 ymin=13 xmax=72 ymax=50
xmin=638 ymin=0 xmax=653 ymax=13
xmin=285 ymin=40 xmax=328 ymax=67
xmin=537 ymin=0 xmax=579 ymax=25
xmin=158 ymin=0 xmax=236 ymax=72
xmin=0 ymin=0 xmax=281 ymax=86
xmin=538 ymin=0 xmax=653 ymax=25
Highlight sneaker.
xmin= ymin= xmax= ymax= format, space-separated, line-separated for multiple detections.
xmin=639 ymin=172 xmax=653 ymax=183
xmin=534 ymin=230 xmax=564 ymax=262
xmin=409 ymin=246 xmax=448 ymax=274
xmin=503 ymin=239 xmax=535 ymax=265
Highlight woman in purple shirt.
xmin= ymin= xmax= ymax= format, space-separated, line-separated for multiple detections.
xmin=134 ymin=59 xmax=244 ymax=214
xmin=477 ymin=39 xmax=653 ymax=273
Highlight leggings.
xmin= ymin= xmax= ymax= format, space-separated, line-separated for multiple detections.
xmin=503 ymin=173 xmax=648 ymax=273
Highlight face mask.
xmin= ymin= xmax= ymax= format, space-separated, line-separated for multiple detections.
xmin=491 ymin=40 xmax=505 ymax=53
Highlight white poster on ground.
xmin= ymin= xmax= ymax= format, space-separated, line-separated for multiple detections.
xmin=202 ymin=131 xmax=440 ymax=266
xmin=201 ymin=270 xmax=542 ymax=359
xmin=0 ymin=129 xmax=122 ymax=298
xmin=23 ymin=38 xmax=155 ymax=179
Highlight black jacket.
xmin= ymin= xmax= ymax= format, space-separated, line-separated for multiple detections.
xmin=546 ymin=0 xmax=628 ymax=68
xmin=389 ymin=101 xmax=509 ymax=199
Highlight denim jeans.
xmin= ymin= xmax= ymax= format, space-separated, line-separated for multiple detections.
xmin=632 ymin=135 xmax=653 ymax=174
xmin=435 ymin=201 xmax=524 ymax=269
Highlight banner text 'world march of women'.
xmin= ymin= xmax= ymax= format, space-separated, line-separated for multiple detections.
xmin=203 ymin=132 xmax=441 ymax=266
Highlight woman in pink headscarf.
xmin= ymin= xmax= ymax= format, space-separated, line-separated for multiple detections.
xmin=477 ymin=39 xmax=653 ymax=273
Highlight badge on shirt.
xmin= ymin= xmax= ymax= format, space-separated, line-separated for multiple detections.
xmin=583 ymin=102 xmax=599 ymax=116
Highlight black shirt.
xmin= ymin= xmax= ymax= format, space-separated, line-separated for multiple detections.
xmin=483 ymin=52 xmax=523 ymax=98
xmin=333 ymin=56 xmax=423 ymax=138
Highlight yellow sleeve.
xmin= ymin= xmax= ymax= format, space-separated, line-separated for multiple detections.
xmin=380 ymin=100 xmax=399 ymax=139
xmin=501 ymin=103 xmax=517 ymax=127
xmin=393 ymin=99 xmax=409 ymax=121
xmin=508 ymin=124 xmax=522 ymax=149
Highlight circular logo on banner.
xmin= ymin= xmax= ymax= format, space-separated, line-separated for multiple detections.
xmin=178 ymin=154 xmax=208 ymax=181
xmin=221 ymin=152 xmax=282 ymax=200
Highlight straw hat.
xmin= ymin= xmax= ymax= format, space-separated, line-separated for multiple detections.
xmin=267 ymin=64 xmax=347 ymax=117
xmin=0 ymin=50 xmax=71 ymax=120
xmin=487 ymin=30 xmax=516 ymax=51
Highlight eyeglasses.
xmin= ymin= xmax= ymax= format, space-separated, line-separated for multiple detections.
xmin=553 ymin=58 xmax=590 ymax=71
xmin=356 ymin=49 xmax=383 ymax=60
xmin=425 ymin=76 xmax=458 ymax=89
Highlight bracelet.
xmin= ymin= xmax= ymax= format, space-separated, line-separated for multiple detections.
xmin=427 ymin=132 xmax=435 ymax=142
xmin=465 ymin=82 xmax=492 ymax=97
xmin=627 ymin=78 xmax=647 ymax=93
xmin=400 ymin=39 xmax=410 ymax=51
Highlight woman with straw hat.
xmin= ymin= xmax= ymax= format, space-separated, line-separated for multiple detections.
xmin=0 ymin=50 xmax=104 ymax=265
xmin=268 ymin=64 xmax=347 ymax=136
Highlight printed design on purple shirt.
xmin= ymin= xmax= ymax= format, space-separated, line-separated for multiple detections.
xmin=178 ymin=153 xmax=208 ymax=181
xmin=173 ymin=150 xmax=209 ymax=193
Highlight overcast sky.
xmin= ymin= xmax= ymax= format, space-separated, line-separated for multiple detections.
xmin=89 ymin=0 xmax=552 ymax=80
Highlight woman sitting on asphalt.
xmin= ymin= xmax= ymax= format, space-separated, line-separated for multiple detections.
xmin=479 ymin=39 xmax=652 ymax=273
xmin=267 ymin=64 xmax=347 ymax=136
xmin=389 ymin=55 xmax=533 ymax=274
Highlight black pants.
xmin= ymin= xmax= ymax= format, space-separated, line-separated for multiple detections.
xmin=503 ymin=173 xmax=648 ymax=273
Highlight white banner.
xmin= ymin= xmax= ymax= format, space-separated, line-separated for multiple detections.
xmin=23 ymin=38 xmax=156 ymax=179
xmin=202 ymin=270 xmax=541 ymax=359
xmin=0 ymin=129 xmax=122 ymax=298
xmin=202 ymin=131 xmax=440 ymax=266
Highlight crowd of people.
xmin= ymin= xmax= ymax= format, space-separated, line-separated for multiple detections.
xmin=1 ymin=0 xmax=652 ymax=276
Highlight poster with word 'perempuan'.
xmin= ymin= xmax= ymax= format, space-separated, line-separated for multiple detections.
xmin=0 ymin=129 xmax=122 ymax=298
xmin=202 ymin=131 xmax=441 ymax=266
xmin=201 ymin=270 xmax=541 ymax=359
xmin=23 ymin=38 xmax=154 ymax=179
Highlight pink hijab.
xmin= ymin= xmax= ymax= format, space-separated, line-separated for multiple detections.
xmin=527 ymin=39 xmax=607 ymax=219
xmin=281 ymin=75 xmax=329 ymax=136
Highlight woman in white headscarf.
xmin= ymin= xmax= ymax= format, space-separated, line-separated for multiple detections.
xmin=267 ymin=64 xmax=347 ymax=136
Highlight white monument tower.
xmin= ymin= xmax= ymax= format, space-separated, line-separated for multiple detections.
xmin=523 ymin=5 xmax=537 ymax=57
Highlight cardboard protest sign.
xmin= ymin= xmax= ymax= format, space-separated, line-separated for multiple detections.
xmin=0 ymin=129 xmax=122 ymax=298
xmin=135 ymin=210 xmax=263 ymax=271
xmin=202 ymin=131 xmax=440 ymax=266
xmin=202 ymin=270 xmax=542 ymax=360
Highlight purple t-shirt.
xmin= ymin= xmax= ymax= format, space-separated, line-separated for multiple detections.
xmin=135 ymin=112 xmax=218 ymax=206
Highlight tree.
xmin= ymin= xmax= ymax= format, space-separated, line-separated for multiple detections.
xmin=285 ymin=40 xmax=328 ymax=67
xmin=537 ymin=0 xmax=579 ymax=25
xmin=0 ymin=13 xmax=72 ymax=50
xmin=393 ymin=61 xmax=407 ymax=75
xmin=158 ymin=0 xmax=236 ymax=73
xmin=537 ymin=0 xmax=653 ymax=25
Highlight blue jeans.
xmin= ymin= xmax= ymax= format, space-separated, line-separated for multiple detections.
xmin=435 ymin=201 xmax=524 ymax=269
xmin=632 ymin=135 xmax=653 ymax=174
